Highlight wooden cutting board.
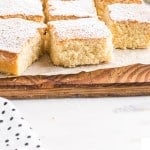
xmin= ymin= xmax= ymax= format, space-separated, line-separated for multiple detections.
xmin=0 ymin=64 xmax=149 ymax=99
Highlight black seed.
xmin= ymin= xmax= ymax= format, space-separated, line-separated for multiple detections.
xmin=16 ymin=138 xmax=20 ymax=140
xmin=5 ymin=139 xmax=9 ymax=143
xmin=12 ymin=108 xmax=16 ymax=111
xmin=1 ymin=110 xmax=5 ymax=114
xmin=18 ymin=124 xmax=22 ymax=127
xmin=6 ymin=144 xmax=9 ymax=146
xmin=15 ymin=133 xmax=20 ymax=136
xmin=36 ymin=145 xmax=40 ymax=148
xmin=7 ymin=127 xmax=11 ymax=130
xmin=4 ymin=102 xmax=8 ymax=105
xmin=25 ymin=143 xmax=29 ymax=146
xmin=10 ymin=117 xmax=14 ymax=121
xmin=27 ymin=135 xmax=31 ymax=138
xmin=21 ymin=117 xmax=24 ymax=120
xmin=0 ymin=120 xmax=3 ymax=123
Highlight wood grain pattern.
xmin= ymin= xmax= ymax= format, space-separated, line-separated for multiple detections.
xmin=0 ymin=64 xmax=149 ymax=99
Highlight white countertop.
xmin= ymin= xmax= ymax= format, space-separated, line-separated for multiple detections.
xmin=14 ymin=97 xmax=150 ymax=150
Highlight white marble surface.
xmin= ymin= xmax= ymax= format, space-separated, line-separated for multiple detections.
xmin=13 ymin=97 xmax=150 ymax=150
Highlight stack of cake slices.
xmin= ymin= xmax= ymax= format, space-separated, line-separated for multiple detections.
xmin=0 ymin=0 xmax=149 ymax=75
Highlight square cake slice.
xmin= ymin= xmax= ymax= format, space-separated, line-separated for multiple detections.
xmin=0 ymin=0 xmax=45 ymax=22
xmin=48 ymin=18 xmax=113 ymax=67
xmin=105 ymin=4 xmax=150 ymax=49
xmin=0 ymin=18 xmax=46 ymax=75
xmin=45 ymin=0 xmax=97 ymax=21
xmin=94 ymin=0 xmax=142 ymax=20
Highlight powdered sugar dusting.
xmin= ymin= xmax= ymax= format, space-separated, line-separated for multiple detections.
xmin=0 ymin=0 xmax=44 ymax=17
xmin=48 ymin=0 xmax=97 ymax=18
xmin=49 ymin=18 xmax=111 ymax=40
xmin=0 ymin=18 xmax=45 ymax=53
xmin=108 ymin=4 xmax=150 ymax=23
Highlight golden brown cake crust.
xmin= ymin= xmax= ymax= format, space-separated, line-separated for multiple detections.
xmin=0 ymin=14 xmax=44 ymax=22
xmin=0 ymin=51 xmax=18 ymax=75
xmin=95 ymin=0 xmax=142 ymax=3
